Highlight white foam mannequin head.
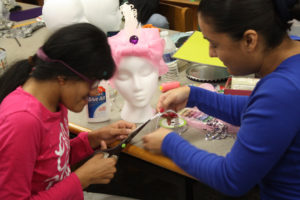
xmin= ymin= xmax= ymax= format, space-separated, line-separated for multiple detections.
xmin=81 ymin=0 xmax=121 ymax=33
xmin=113 ymin=56 xmax=159 ymax=123
xmin=42 ymin=0 xmax=122 ymax=33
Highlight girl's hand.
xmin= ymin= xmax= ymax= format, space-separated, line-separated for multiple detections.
xmin=88 ymin=120 xmax=136 ymax=149
xmin=75 ymin=153 xmax=117 ymax=189
xmin=157 ymin=86 xmax=191 ymax=113
xmin=142 ymin=127 xmax=172 ymax=154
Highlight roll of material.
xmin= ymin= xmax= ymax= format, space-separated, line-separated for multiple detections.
xmin=159 ymin=117 xmax=187 ymax=135
xmin=159 ymin=81 xmax=180 ymax=92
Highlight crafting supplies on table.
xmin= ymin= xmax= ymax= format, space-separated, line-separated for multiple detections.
xmin=179 ymin=83 xmax=239 ymax=140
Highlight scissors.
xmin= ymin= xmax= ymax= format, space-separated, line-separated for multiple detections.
xmin=94 ymin=118 xmax=152 ymax=158
xmin=94 ymin=110 xmax=178 ymax=158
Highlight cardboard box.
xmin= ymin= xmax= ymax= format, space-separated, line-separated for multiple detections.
xmin=224 ymin=77 xmax=259 ymax=96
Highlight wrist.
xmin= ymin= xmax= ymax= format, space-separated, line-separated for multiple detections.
xmin=87 ymin=132 xmax=99 ymax=149
xmin=74 ymin=170 xmax=90 ymax=189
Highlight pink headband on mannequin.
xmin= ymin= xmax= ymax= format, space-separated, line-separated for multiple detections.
xmin=108 ymin=27 xmax=168 ymax=85
xmin=108 ymin=3 xmax=168 ymax=87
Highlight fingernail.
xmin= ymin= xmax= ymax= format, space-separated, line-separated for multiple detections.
xmin=169 ymin=113 xmax=178 ymax=117
xmin=160 ymin=108 xmax=164 ymax=113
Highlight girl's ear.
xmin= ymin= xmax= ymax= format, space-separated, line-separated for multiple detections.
xmin=57 ymin=76 xmax=67 ymax=86
xmin=242 ymin=29 xmax=258 ymax=52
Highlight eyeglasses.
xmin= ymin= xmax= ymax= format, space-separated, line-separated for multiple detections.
xmin=37 ymin=48 xmax=99 ymax=89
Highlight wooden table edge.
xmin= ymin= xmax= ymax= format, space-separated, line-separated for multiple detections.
xmin=68 ymin=122 xmax=194 ymax=179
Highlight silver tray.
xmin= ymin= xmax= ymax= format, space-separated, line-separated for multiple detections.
xmin=186 ymin=64 xmax=230 ymax=82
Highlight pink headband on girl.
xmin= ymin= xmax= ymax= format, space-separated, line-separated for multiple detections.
xmin=36 ymin=47 xmax=95 ymax=86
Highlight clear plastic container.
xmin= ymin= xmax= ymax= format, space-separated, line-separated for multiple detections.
xmin=160 ymin=31 xmax=179 ymax=82
xmin=0 ymin=1 xmax=9 ymax=20
xmin=0 ymin=48 xmax=7 ymax=75
xmin=87 ymin=81 xmax=111 ymax=123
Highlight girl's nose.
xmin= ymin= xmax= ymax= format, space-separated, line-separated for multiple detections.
xmin=132 ymin=76 xmax=142 ymax=91
xmin=89 ymin=87 xmax=98 ymax=96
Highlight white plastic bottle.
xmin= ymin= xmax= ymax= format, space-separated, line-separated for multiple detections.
xmin=87 ymin=81 xmax=111 ymax=123
xmin=160 ymin=31 xmax=179 ymax=82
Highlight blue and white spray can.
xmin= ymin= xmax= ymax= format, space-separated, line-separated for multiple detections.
xmin=87 ymin=81 xmax=111 ymax=123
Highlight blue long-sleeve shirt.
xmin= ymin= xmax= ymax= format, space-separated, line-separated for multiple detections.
xmin=162 ymin=54 xmax=300 ymax=199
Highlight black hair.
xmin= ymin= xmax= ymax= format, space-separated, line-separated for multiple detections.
xmin=198 ymin=0 xmax=300 ymax=48
xmin=128 ymin=0 xmax=159 ymax=24
xmin=0 ymin=23 xmax=116 ymax=103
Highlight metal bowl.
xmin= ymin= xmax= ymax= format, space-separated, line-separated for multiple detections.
xmin=186 ymin=64 xmax=230 ymax=82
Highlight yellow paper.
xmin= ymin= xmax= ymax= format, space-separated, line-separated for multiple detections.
xmin=173 ymin=31 xmax=226 ymax=68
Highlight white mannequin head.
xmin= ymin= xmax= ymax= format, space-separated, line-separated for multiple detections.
xmin=114 ymin=56 xmax=159 ymax=123
xmin=42 ymin=0 xmax=122 ymax=33
xmin=108 ymin=3 xmax=168 ymax=123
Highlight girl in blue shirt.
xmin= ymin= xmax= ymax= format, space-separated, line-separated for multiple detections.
xmin=143 ymin=0 xmax=300 ymax=199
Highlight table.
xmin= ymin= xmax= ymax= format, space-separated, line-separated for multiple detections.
xmin=1 ymin=3 xmax=232 ymax=178
xmin=0 ymin=3 xmax=49 ymax=65
xmin=16 ymin=0 xmax=43 ymax=6
xmin=161 ymin=0 xmax=200 ymax=6
xmin=69 ymin=73 xmax=235 ymax=178
xmin=0 ymin=3 xmax=245 ymax=199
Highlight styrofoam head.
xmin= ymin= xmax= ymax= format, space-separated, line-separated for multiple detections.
xmin=42 ymin=0 xmax=121 ymax=33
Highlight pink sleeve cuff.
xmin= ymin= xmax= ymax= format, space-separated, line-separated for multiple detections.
xmin=77 ymin=132 xmax=95 ymax=154
xmin=70 ymin=132 xmax=94 ymax=165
